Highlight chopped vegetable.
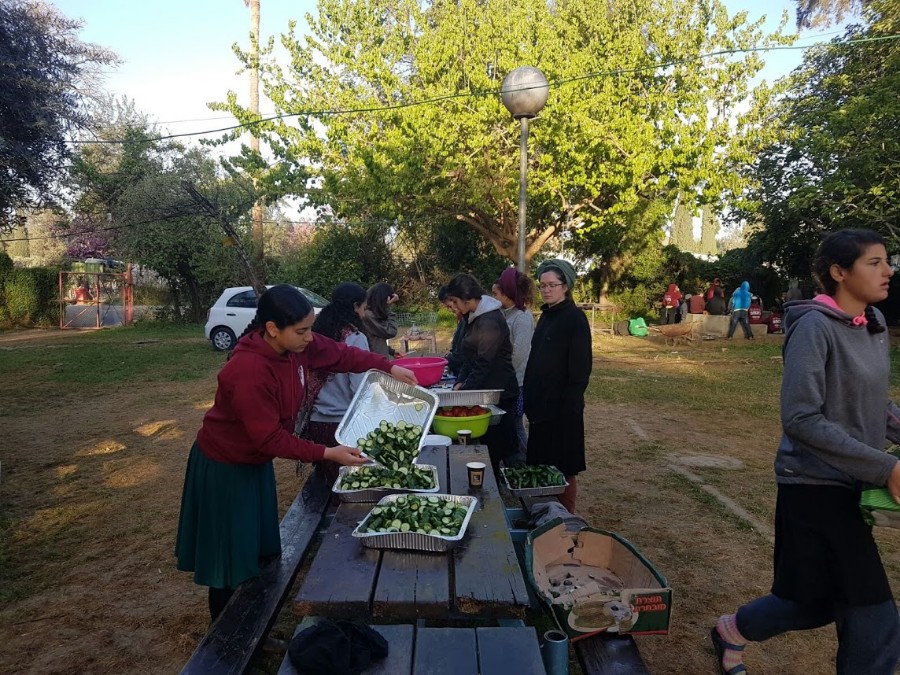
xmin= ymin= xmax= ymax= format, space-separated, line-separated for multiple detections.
xmin=361 ymin=496 xmax=470 ymax=537
xmin=503 ymin=465 xmax=566 ymax=490
xmin=356 ymin=420 xmax=423 ymax=467
xmin=339 ymin=465 xmax=436 ymax=491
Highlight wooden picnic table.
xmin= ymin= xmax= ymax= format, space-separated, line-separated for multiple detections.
xmin=293 ymin=443 xmax=531 ymax=621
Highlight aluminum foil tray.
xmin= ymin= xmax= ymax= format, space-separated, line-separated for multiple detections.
xmin=486 ymin=404 xmax=506 ymax=426
xmin=335 ymin=371 xmax=439 ymax=456
xmin=500 ymin=468 xmax=569 ymax=498
xmin=332 ymin=464 xmax=440 ymax=503
xmin=351 ymin=493 xmax=478 ymax=552
xmin=434 ymin=389 xmax=503 ymax=407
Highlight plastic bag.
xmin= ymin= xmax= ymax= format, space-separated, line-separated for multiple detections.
xmin=628 ymin=317 xmax=649 ymax=337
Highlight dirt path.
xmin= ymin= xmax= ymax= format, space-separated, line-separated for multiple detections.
xmin=1 ymin=331 xmax=896 ymax=674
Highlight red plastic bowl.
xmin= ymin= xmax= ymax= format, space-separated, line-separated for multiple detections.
xmin=392 ymin=356 xmax=448 ymax=387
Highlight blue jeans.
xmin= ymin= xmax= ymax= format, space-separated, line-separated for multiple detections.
xmin=727 ymin=309 xmax=753 ymax=338
xmin=736 ymin=595 xmax=900 ymax=674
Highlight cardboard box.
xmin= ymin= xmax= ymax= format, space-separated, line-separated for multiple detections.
xmin=525 ymin=519 xmax=672 ymax=640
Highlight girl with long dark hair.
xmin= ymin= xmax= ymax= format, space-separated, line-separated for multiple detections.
xmin=361 ymin=282 xmax=400 ymax=357
xmin=175 ymin=285 xmax=416 ymax=622
xmin=712 ymin=230 xmax=900 ymax=674
xmin=304 ymin=283 xmax=370 ymax=484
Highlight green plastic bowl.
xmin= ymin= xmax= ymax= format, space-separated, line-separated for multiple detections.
xmin=431 ymin=411 xmax=492 ymax=439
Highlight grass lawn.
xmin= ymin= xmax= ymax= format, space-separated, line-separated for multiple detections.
xmin=1 ymin=324 xmax=899 ymax=673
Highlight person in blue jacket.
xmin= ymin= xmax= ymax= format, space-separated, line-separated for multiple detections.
xmin=726 ymin=280 xmax=754 ymax=340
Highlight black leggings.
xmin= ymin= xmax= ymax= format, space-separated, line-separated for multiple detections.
xmin=208 ymin=586 xmax=235 ymax=623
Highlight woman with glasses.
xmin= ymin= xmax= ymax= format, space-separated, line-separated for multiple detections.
xmin=523 ymin=259 xmax=592 ymax=513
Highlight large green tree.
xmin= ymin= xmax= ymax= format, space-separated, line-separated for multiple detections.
xmin=221 ymin=0 xmax=788 ymax=298
xmin=671 ymin=202 xmax=695 ymax=251
xmin=0 ymin=1 xmax=117 ymax=225
xmin=69 ymin=118 xmax=259 ymax=319
xmin=743 ymin=0 xmax=899 ymax=278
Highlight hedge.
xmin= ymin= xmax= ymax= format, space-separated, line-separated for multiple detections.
xmin=2 ymin=267 xmax=59 ymax=327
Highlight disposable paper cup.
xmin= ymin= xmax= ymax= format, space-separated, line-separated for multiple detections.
xmin=466 ymin=461 xmax=486 ymax=488
xmin=457 ymin=429 xmax=472 ymax=445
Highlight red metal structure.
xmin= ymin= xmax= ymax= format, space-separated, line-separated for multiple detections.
xmin=58 ymin=264 xmax=134 ymax=329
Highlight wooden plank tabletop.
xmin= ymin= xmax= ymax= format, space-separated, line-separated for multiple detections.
xmin=292 ymin=502 xmax=379 ymax=619
xmin=448 ymin=445 xmax=530 ymax=618
xmin=372 ymin=446 xmax=450 ymax=619
xmin=293 ymin=443 xmax=529 ymax=621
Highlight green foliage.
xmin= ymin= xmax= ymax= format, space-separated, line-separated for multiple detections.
xmin=69 ymin=117 xmax=254 ymax=321
xmin=0 ymin=249 xmax=11 ymax=323
xmin=276 ymin=221 xmax=397 ymax=297
xmin=700 ymin=207 xmax=719 ymax=256
xmin=0 ymin=249 xmax=12 ymax=283
xmin=671 ymin=202 xmax=695 ymax=252
xmin=220 ymin=0 xmax=790 ymax=291
xmin=2 ymin=267 xmax=59 ymax=326
xmin=741 ymin=1 xmax=899 ymax=276
xmin=0 ymin=2 xmax=118 ymax=225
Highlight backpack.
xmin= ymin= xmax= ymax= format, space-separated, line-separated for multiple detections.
xmin=628 ymin=317 xmax=649 ymax=337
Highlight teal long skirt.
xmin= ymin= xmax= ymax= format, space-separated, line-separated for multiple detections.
xmin=175 ymin=442 xmax=281 ymax=589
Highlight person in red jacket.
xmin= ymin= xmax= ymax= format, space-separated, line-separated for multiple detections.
xmin=175 ymin=285 xmax=417 ymax=621
xmin=662 ymin=283 xmax=682 ymax=324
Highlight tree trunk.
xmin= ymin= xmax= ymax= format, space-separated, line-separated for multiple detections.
xmin=181 ymin=181 xmax=266 ymax=297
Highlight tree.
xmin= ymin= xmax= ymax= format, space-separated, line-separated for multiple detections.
xmin=671 ymin=202 xmax=695 ymax=251
xmin=278 ymin=220 xmax=397 ymax=297
xmin=700 ymin=207 xmax=719 ymax=256
xmin=0 ymin=1 xmax=118 ymax=225
xmin=221 ymin=0 xmax=789 ymax=299
xmin=742 ymin=0 xmax=899 ymax=278
xmin=796 ymin=0 xmax=863 ymax=28
xmin=68 ymin=117 xmax=258 ymax=319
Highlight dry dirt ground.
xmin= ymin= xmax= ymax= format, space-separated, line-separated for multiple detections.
xmin=1 ymin=328 xmax=898 ymax=674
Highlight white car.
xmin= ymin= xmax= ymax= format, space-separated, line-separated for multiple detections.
xmin=204 ymin=286 xmax=329 ymax=351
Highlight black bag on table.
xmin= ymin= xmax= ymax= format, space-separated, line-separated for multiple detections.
xmin=288 ymin=619 xmax=389 ymax=675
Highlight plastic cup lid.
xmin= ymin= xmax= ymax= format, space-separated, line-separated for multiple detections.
xmin=422 ymin=434 xmax=452 ymax=446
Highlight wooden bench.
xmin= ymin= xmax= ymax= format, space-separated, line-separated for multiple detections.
xmin=180 ymin=468 xmax=332 ymax=675
xmin=278 ymin=620 xmax=546 ymax=675
xmin=516 ymin=496 xmax=650 ymax=675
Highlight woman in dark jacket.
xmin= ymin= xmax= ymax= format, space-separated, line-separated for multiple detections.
xmin=444 ymin=273 xmax=518 ymax=476
xmin=361 ymin=282 xmax=399 ymax=357
xmin=523 ymin=259 xmax=592 ymax=513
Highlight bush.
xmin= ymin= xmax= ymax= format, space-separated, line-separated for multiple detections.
xmin=2 ymin=267 xmax=59 ymax=327
xmin=0 ymin=250 xmax=12 ymax=323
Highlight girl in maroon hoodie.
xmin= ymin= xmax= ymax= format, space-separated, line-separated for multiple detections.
xmin=176 ymin=285 xmax=416 ymax=621
xmin=662 ymin=283 xmax=682 ymax=324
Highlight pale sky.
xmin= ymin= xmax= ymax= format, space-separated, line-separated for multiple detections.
xmin=52 ymin=0 xmax=845 ymax=149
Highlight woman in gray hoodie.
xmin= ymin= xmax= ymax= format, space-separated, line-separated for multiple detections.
xmin=712 ymin=230 xmax=900 ymax=675
xmin=492 ymin=267 xmax=535 ymax=466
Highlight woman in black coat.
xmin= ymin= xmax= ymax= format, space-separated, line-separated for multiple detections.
xmin=523 ymin=259 xmax=592 ymax=513
xmin=444 ymin=273 xmax=519 ymax=477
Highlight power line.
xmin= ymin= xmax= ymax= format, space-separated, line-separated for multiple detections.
xmin=68 ymin=34 xmax=900 ymax=146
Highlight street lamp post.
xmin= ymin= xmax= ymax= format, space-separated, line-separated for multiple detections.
xmin=501 ymin=66 xmax=549 ymax=272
